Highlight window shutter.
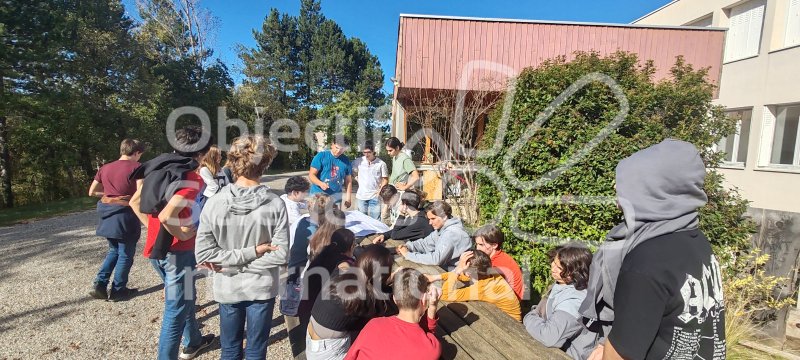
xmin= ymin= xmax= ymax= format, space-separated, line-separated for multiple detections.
xmin=787 ymin=0 xmax=800 ymax=47
xmin=725 ymin=0 xmax=766 ymax=61
xmin=746 ymin=0 xmax=765 ymax=57
xmin=758 ymin=107 xmax=776 ymax=167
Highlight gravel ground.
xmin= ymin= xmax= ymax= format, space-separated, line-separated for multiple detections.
xmin=0 ymin=172 xmax=308 ymax=360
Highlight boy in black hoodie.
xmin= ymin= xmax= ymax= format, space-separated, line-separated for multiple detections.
xmin=130 ymin=126 xmax=215 ymax=360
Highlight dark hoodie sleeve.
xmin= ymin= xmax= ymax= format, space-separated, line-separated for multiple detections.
xmin=386 ymin=213 xmax=433 ymax=241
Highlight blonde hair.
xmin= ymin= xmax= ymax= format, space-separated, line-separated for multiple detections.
xmin=201 ymin=145 xmax=222 ymax=175
xmin=226 ymin=135 xmax=277 ymax=180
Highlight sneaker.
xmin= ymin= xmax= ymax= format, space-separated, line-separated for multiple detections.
xmin=179 ymin=334 xmax=215 ymax=360
xmin=108 ymin=287 xmax=138 ymax=302
xmin=89 ymin=284 xmax=108 ymax=300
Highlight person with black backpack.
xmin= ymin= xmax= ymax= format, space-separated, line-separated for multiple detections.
xmin=129 ymin=126 xmax=216 ymax=360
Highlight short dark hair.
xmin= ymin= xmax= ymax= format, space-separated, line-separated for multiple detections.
xmin=473 ymin=224 xmax=505 ymax=250
xmin=174 ymin=126 xmax=213 ymax=158
xmin=120 ymin=139 xmax=146 ymax=156
xmin=363 ymin=140 xmax=375 ymax=152
xmin=393 ymin=268 xmax=429 ymax=310
xmin=548 ymin=245 xmax=593 ymax=291
xmin=385 ymin=137 xmax=404 ymax=150
xmin=285 ymin=176 xmax=310 ymax=194
xmin=426 ymin=200 xmax=452 ymax=219
xmin=467 ymin=250 xmax=492 ymax=278
xmin=379 ymin=184 xmax=398 ymax=202
xmin=400 ymin=190 xmax=423 ymax=210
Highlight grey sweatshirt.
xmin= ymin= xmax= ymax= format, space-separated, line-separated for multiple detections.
xmin=404 ymin=217 xmax=472 ymax=270
xmin=195 ymin=184 xmax=289 ymax=304
xmin=524 ymin=284 xmax=596 ymax=359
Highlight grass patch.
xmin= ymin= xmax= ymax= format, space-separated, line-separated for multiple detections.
xmin=0 ymin=197 xmax=98 ymax=227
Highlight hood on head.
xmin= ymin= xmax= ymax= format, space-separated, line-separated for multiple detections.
xmin=615 ymin=139 xmax=708 ymax=224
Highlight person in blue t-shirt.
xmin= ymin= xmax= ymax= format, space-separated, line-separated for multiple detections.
xmin=308 ymin=136 xmax=353 ymax=209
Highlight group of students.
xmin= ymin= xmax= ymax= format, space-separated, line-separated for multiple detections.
xmin=88 ymin=131 xmax=726 ymax=360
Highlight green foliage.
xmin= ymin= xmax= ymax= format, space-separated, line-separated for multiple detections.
xmin=478 ymin=52 xmax=756 ymax=295
xmin=238 ymin=0 xmax=386 ymax=169
xmin=723 ymin=250 xmax=796 ymax=358
xmin=0 ymin=0 xmax=233 ymax=207
xmin=240 ymin=0 xmax=384 ymax=112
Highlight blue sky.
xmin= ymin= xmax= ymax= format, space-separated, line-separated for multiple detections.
xmin=121 ymin=0 xmax=671 ymax=95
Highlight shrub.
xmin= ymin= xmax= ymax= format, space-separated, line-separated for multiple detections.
xmin=477 ymin=52 xmax=755 ymax=295
xmin=722 ymin=250 xmax=796 ymax=359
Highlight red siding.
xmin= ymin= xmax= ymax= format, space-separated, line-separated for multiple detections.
xmin=395 ymin=16 xmax=725 ymax=93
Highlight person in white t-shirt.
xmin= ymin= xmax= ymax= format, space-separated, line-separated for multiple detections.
xmin=351 ymin=141 xmax=389 ymax=220
xmin=281 ymin=176 xmax=310 ymax=227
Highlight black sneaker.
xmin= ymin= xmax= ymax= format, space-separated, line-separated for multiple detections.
xmin=179 ymin=334 xmax=215 ymax=359
xmin=108 ymin=287 xmax=138 ymax=302
xmin=89 ymin=284 xmax=108 ymax=300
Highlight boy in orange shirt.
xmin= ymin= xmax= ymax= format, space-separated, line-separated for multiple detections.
xmin=427 ymin=250 xmax=521 ymax=321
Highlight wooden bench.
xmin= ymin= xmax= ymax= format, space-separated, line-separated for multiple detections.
xmin=361 ymin=237 xmax=571 ymax=360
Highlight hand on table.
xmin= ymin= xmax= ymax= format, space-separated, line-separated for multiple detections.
xmin=372 ymin=234 xmax=385 ymax=244
xmin=397 ymin=244 xmax=409 ymax=257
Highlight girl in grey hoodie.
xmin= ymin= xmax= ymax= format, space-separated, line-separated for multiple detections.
xmin=195 ymin=135 xmax=289 ymax=360
xmin=524 ymin=245 xmax=595 ymax=360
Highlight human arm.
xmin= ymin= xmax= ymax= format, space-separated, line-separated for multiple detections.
xmin=243 ymin=201 xmax=290 ymax=272
xmin=404 ymin=234 xmax=454 ymax=267
xmin=403 ymin=232 xmax=436 ymax=253
xmin=198 ymin=167 xmax=219 ymax=194
xmin=425 ymin=285 xmax=442 ymax=327
xmin=129 ymin=180 xmax=148 ymax=226
xmin=438 ymin=272 xmax=475 ymax=302
xmin=523 ymin=308 xmax=584 ymax=348
xmin=378 ymin=162 xmax=389 ymax=196
xmin=308 ymin=153 xmax=329 ymax=191
xmin=398 ymin=170 xmax=420 ymax=191
xmin=157 ymin=193 xmax=198 ymax=241
xmin=343 ymin=174 xmax=352 ymax=209
xmin=395 ymin=157 xmax=419 ymax=191
xmin=602 ymin=341 xmax=625 ymax=360
xmin=194 ymin=205 xmax=280 ymax=267
xmin=88 ymin=180 xmax=104 ymax=197
xmin=389 ymin=215 xmax=430 ymax=241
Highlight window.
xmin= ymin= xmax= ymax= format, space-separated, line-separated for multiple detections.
xmin=717 ymin=109 xmax=751 ymax=165
xmin=771 ymin=104 xmax=800 ymax=166
xmin=724 ymin=0 xmax=766 ymax=62
xmin=787 ymin=0 xmax=800 ymax=47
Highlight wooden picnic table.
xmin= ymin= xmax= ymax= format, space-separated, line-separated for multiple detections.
xmin=360 ymin=237 xmax=570 ymax=360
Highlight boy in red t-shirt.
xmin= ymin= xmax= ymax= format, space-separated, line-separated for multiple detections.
xmin=130 ymin=126 xmax=215 ymax=360
xmin=345 ymin=268 xmax=441 ymax=360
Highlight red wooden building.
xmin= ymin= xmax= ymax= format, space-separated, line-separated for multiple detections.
xmin=390 ymin=14 xmax=727 ymax=141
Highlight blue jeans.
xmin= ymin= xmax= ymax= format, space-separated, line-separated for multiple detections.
xmin=153 ymin=251 xmax=203 ymax=360
xmin=94 ymin=238 xmax=137 ymax=292
xmin=219 ymin=299 xmax=276 ymax=360
xmin=357 ymin=198 xmax=381 ymax=220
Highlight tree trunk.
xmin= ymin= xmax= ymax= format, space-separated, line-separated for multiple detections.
xmin=0 ymin=115 xmax=13 ymax=208
xmin=0 ymin=70 xmax=14 ymax=207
